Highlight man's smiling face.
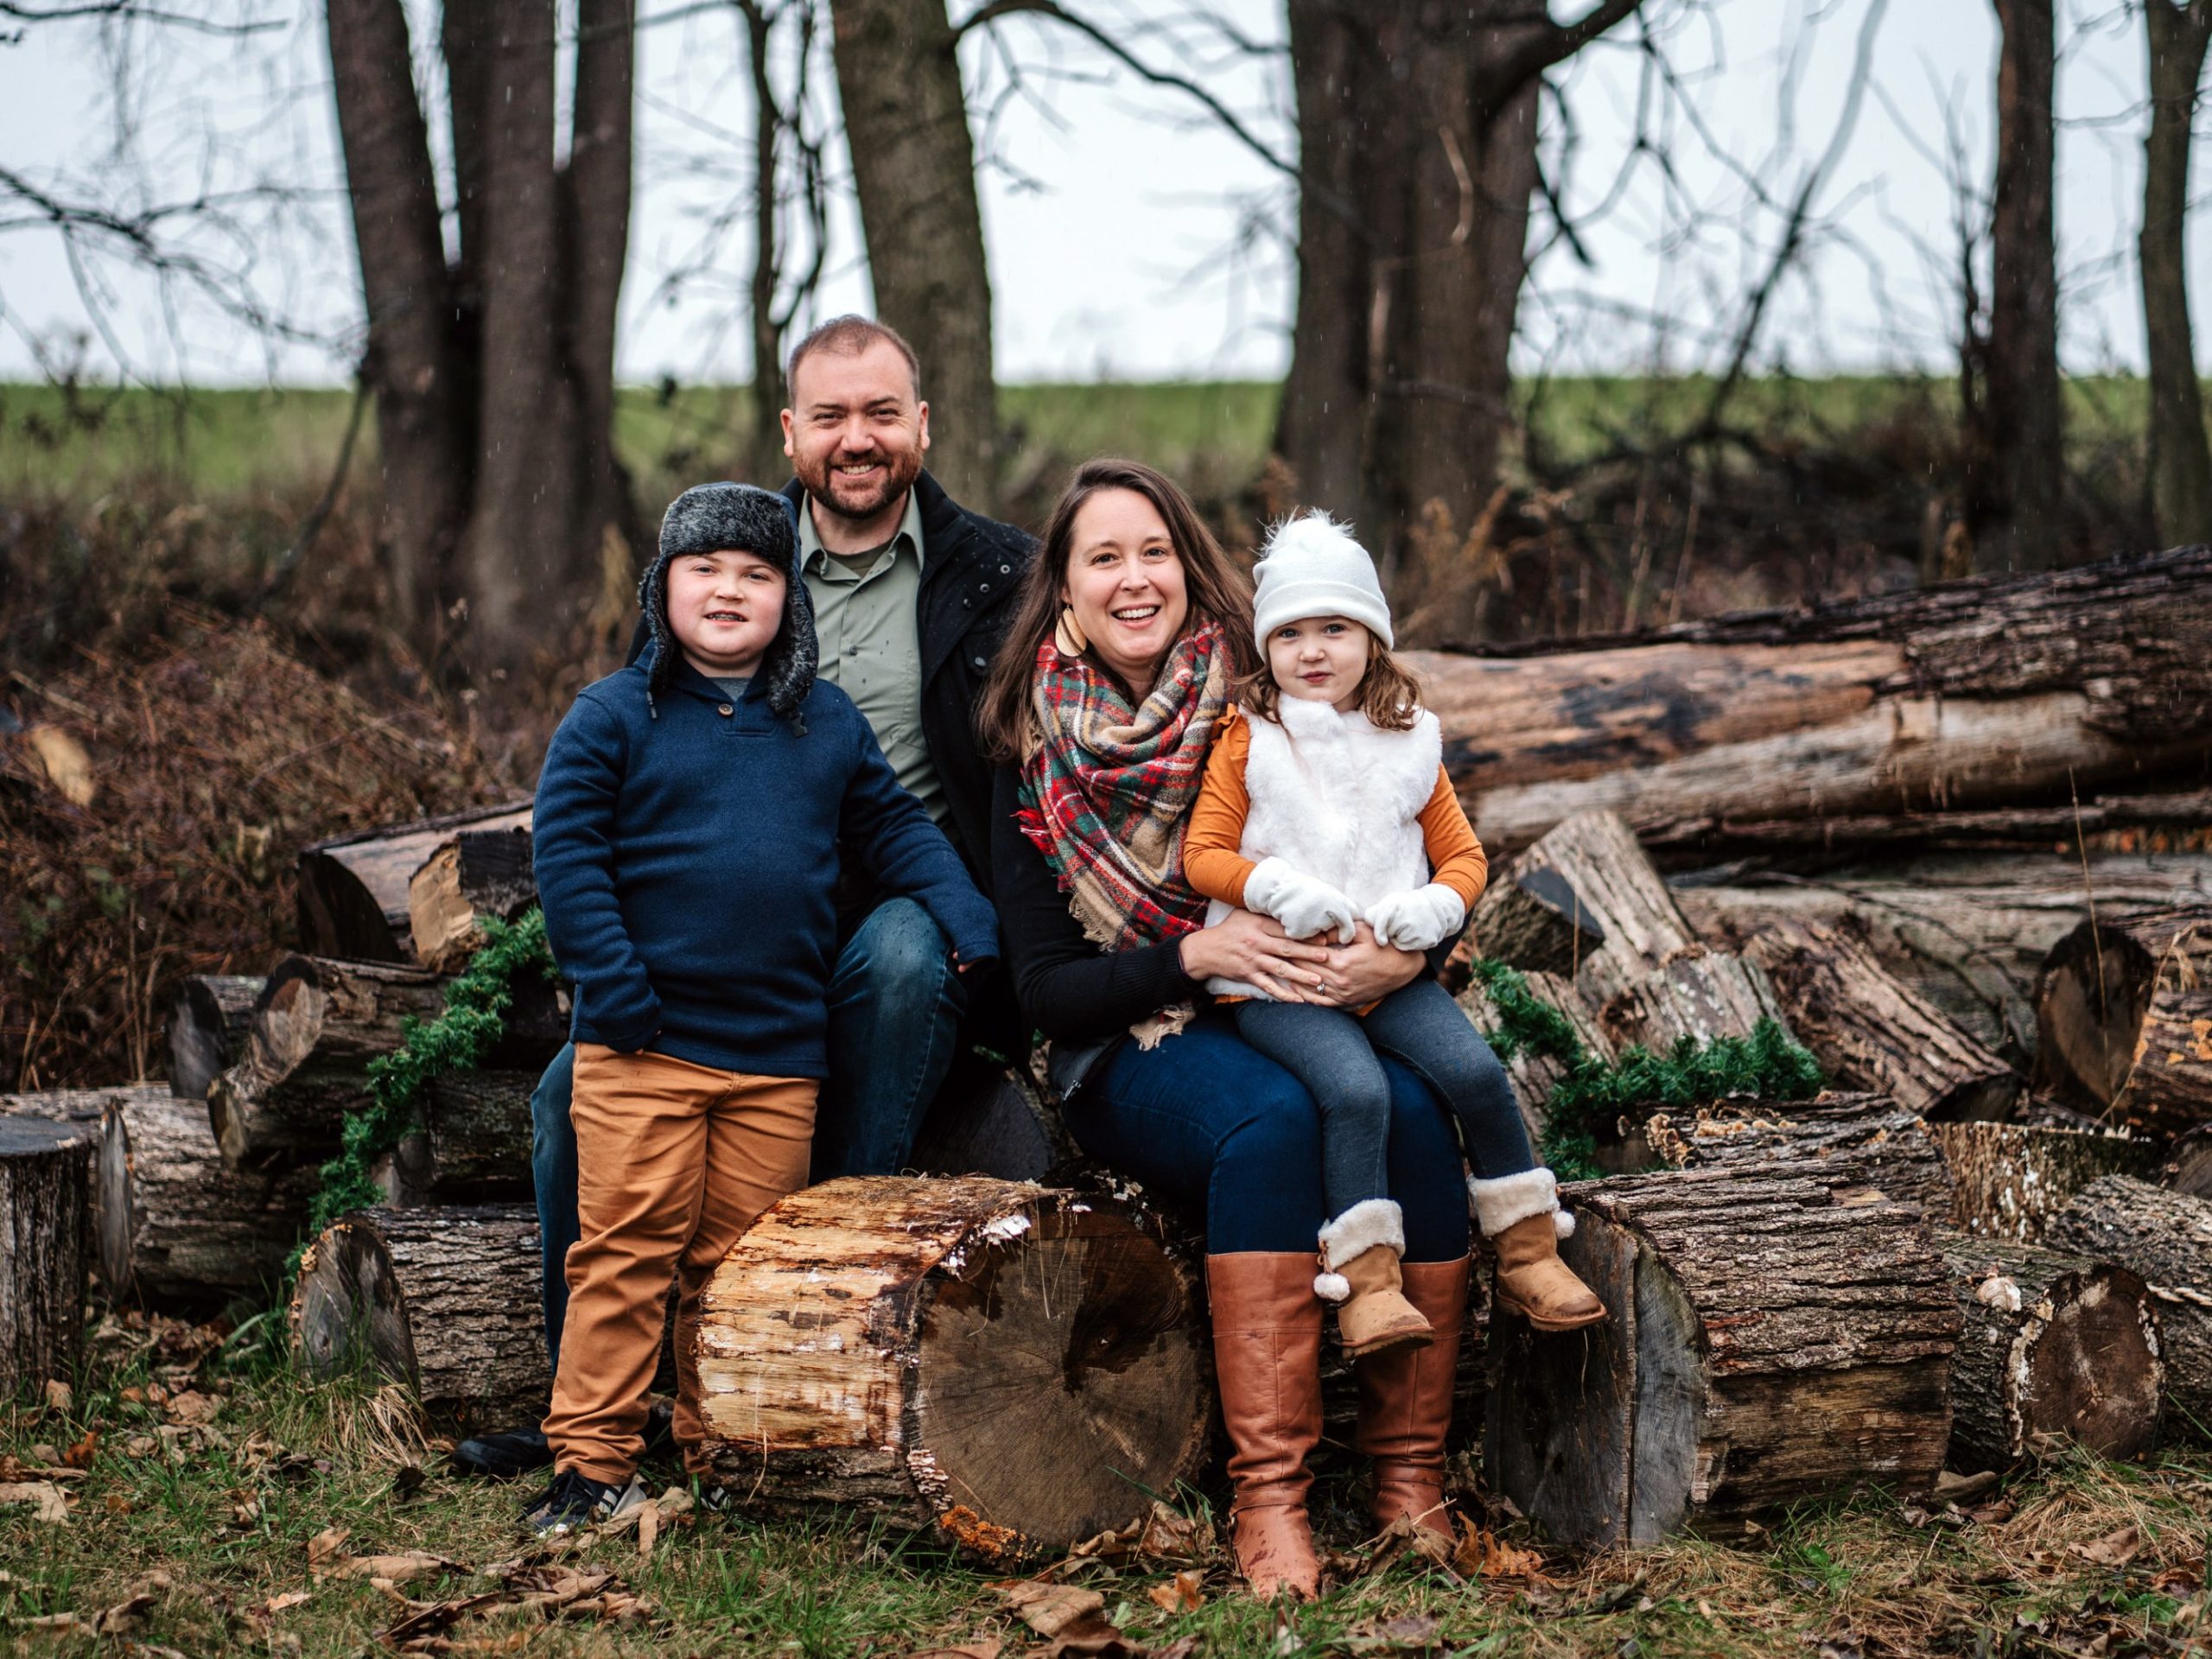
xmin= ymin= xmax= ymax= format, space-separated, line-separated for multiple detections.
xmin=781 ymin=339 xmax=931 ymax=523
xmin=666 ymin=548 xmax=786 ymax=677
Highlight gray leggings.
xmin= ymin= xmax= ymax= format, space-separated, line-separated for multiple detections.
xmin=1234 ymin=976 xmax=1535 ymax=1222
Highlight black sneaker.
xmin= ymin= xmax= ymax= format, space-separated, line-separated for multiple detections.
xmin=520 ymin=1469 xmax=648 ymax=1538
xmin=453 ymin=1427 xmax=553 ymax=1480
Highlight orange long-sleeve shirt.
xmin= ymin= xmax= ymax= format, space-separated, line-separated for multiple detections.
xmin=1182 ymin=705 xmax=1489 ymax=912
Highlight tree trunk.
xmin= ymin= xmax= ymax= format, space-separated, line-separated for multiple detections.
xmin=2035 ymin=907 xmax=2212 ymax=1136
xmin=99 ymin=1087 xmax=318 ymax=1306
xmin=291 ymin=1204 xmax=550 ymax=1421
xmin=298 ymin=801 xmax=531 ymax=963
xmin=1485 ymin=1161 xmax=1959 ymax=1547
xmin=2047 ymin=1175 xmax=2212 ymax=1440
xmin=566 ymin=0 xmax=638 ymax=614
xmin=695 ymin=1176 xmax=1209 ymax=1563
xmin=1967 ymin=0 xmax=2064 ymax=574
xmin=407 ymin=826 xmax=537 ymax=973
xmin=1642 ymin=1093 xmax=1956 ymax=1221
xmin=1942 ymin=1236 xmax=2162 ymax=1470
xmin=1927 ymin=1120 xmax=2164 ymax=1243
xmin=1408 ymin=545 xmax=2212 ymax=853
xmin=831 ymin=0 xmax=997 ymax=509
xmin=165 ymin=975 xmax=263 ymax=1103
xmin=1739 ymin=918 xmax=2019 ymax=1121
xmin=372 ymin=1071 xmax=537 ymax=1205
xmin=2141 ymin=1 xmax=2212 ymax=548
xmin=0 ymin=1116 xmax=94 ymax=1396
xmin=2165 ymin=1124 xmax=2212 ymax=1198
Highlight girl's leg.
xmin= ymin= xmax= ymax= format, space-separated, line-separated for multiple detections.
xmin=1231 ymin=1001 xmax=1391 ymax=1219
xmin=1361 ymin=978 xmax=1535 ymax=1179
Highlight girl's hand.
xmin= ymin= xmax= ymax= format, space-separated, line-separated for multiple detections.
xmin=1306 ymin=923 xmax=1426 ymax=1007
xmin=1178 ymin=908 xmax=1334 ymax=1004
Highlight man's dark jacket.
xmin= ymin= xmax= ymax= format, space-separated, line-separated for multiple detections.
xmin=627 ymin=468 xmax=1034 ymax=894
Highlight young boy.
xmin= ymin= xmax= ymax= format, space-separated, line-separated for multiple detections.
xmin=525 ymin=481 xmax=999 ymax=1535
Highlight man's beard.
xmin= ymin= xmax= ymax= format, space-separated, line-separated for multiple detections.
xmin=802 ymin=448 xmax=923 ymax=522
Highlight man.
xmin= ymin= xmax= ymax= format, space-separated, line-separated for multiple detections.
xmin=456 ymin=316 xmax=1033 ymax=1478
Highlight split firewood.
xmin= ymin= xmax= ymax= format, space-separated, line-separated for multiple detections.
xmin=693 ymin=1176 xmax=1209 ymax=1564
xmin=407 ymin=827 xmax=537 ymax=974
xmin=2165 ymin=1126 xmax=2212 ymax=1200
xmin=371 ymin=1071 xmax=537 ymax=1206
xmin=1941 ymin=1236 xmax=2162 ymax=1471
xmin=0 ymin=1116 xmax=95 ymax=1395
xmin=164 ymin=976 xmax=264 ymax=1103
xmin=1484 ymin=1160 xmax=1959 ymax=1547
xmin=1643 ymin=1092 xmax=1954 ymax=1220
xmin=2036 ymin=907 xmax=2212 ymax=1138
xmin=1740 ymin=918 xmax=2018 ymax=1121
xmin=1599 ymin=944 xmax=1789 ymax=1055
xmin=2047 ymin=1176 xmax=2212 ymax=1442
xmin=1928 ymin=1121 xmax=2164 ymax=1243
xmin=296 ymin=802 xmax=531 ymax=963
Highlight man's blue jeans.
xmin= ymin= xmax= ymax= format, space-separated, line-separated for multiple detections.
xmin=529 ymin=897 xmax=969 ymax=1364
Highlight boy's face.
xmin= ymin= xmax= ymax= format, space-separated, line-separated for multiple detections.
xmin=666 ymin=549 xmax=786 ymax=678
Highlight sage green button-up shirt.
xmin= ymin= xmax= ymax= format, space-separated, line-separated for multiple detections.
xmin=798 ymin=489 xmax=945 ymax=828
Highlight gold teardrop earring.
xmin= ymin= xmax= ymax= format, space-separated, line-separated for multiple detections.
xmin=1055 ymin=604 xmax=1090 ymax=657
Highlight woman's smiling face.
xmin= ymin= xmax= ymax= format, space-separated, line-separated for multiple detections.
xmin=1058 ymin=486 xmax=1190 ymax=698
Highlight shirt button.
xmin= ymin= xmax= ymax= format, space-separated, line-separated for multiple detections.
xmin=979 ymin=582 xmax=991 ymax=594
xmin=972 ymin=656 xmax=987 ymax=671
xmin=717 ymin=704 xmax=734 ymax=716
xmin=1000 ymin=563 xmax=1011 ymax=574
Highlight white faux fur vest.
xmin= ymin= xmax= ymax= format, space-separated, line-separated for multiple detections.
xmin=1204 ymin=696 xmax=1442 ymax=997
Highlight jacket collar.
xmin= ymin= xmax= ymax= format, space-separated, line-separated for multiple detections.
xmin=778 ymin=470 xmax=982 ymax=582
xmin=649 ymin=646 xmax=772 ymax=704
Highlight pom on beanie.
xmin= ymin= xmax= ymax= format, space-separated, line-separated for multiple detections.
xmin=640 ymin=483 xmax=816 ymax=726
xmin=1250 ymin=512 xmax=1395 ymax=650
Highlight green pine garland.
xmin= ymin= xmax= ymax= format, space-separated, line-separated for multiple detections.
xmin=1467 ymin=957 xmax=1824 ymax=1181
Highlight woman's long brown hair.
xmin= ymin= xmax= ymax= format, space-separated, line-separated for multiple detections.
xmin=977 ymin=458 xmax=1256 ymax=762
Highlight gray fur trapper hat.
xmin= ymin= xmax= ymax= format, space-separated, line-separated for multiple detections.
xmin=641 ymin=483 xmax=816 ymax=727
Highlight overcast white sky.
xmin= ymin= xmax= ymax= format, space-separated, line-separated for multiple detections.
xmin=0 ymin=0 xmax=2203 ymax=386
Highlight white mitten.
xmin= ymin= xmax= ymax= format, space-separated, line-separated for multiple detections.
xmin=1243 ymin=857 xmax=1360 ymax=944
xmin=1365 ymin=883 xmax=1467 ymax=952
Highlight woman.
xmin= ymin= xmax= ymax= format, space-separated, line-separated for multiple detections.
xmin=979 ymin=460 xmax=1580 ymax=1599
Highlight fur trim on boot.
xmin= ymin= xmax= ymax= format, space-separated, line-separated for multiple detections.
xmin=1317 ymin=1202 xmax=1431 ymax=1359
xmin=1314 ymin=1198 xmax=1406 ymax=1299
xmin=1467 ymin=1167 xmax=1577 ymax=1239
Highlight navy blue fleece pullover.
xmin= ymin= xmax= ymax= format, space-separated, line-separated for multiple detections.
xmin=533 ymin=650 xmax=999 ymax=1079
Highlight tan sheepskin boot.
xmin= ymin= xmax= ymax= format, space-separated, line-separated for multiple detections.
xmin=1206 ymin=1254 xmax=1326 ymax=1601
xmin=1315 ymin=1199 xmax=1433 ymax=1359
xmin=1469 ymin=1169 xmax=1607 ymax=1332
xmin=1354 ymin=1255 xmax=1469 ymax=1543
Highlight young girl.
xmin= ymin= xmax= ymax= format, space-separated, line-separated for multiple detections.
xmin=1183 ymin=512 xmax=1607 ymax=1357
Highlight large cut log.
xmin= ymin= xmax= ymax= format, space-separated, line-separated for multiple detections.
xmin=408 ymin=826 xmax=537 ymax=974
xmin=0 ymin=1116 xmax=95 ymax=1395
xmin=2037 ymin=907 xmax=2212 ymax=1137
xmin=1740 ymin=918 xmax=2019 ymax=1121
xmin=1640 ymin=789 xmax=2212 ymax=852
xmin=1599 ymin=944 xmax=1788 ymax=1055
xmin=291 ymin=1204 xmax=548 ymax=1419
xmin=1456 ymin=969 xmax=1616 ymax=1142
xmin=165 ymin=975 xmax=264 ymax=1102
xmin=98 ymin=1086 xmax=317 ymax=1305
xmin=695 ymin=1176 xmax=1209 ymax=1564
xmin=1928 ymin=1121 xmax=2164 ymax=1243
xmin=0 ymin=1087 xmax=111 ymax=1145
xmin=1670 ymin=851 xmax=2212 ymax=1065
xmin=1484 ymin=1161 xmax=1959 ymax=1547
xmin=372 ymin=1071 xmax=537 ymax=1205
xmin=298 ymin=801 xmax=531 ymax=963
xmin=1942 ymin=1236 xmax=2162 ymax=1470
xmin=1413 ymin=545 xmax=2212 ymax=853
xmin=2047 ymin=1176 xmax=2212 ymax=1441
xmin=1643 ymin=1093 xmax=1955 ymax=1219
xmin=2166 ymin=1126 xmax=2212 ymax=1199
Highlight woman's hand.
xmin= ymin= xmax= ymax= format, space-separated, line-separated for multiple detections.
xmin=1178 ymin=908 xmax=1334 ymax=1004
xmin=1306 ymin=922 xmax=1426 ymax=1007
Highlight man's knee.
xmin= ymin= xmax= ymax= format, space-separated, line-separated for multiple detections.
xmin=531 ymin=1045 xmax=577 ymax=1158
xmin=841 ymin=899 xmax=962 ymax=1012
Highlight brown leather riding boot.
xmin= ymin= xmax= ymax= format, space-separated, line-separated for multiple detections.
xmin=1206 ymin=1253 xmax=1325 ymax=1602
xmin=1353 ymin=1255 xmax=1469 ymax=1543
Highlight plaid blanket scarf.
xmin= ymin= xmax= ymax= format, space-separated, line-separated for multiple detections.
xmin=1015 ymin=621 xmax=1233 ymax=953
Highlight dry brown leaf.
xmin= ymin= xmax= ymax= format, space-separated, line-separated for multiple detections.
xmin=307 ymin=1524 xmax=353 ymax=1573
xmin=1342 ymin=1614 xmax=1446 ymax=1653
xmin=1451 ymin=1516 xmax=1547 ymax=1581
xmin=27 ymin=727 xmax=96 ymax=806
xmin=231 ymin=1490 xmax=264 ymax=1528
xmin=41 ymin=1377 xmax=73 ymax=1414
xmin=340 ymin=1553 xmax=465 ymax=1585
xmin=61 ymin=1430 xmax=98 ymax=1469
xmin=1146 ymin=1570 xmax=1205 ymax=1614
xmin=638 ymin=1498 xmax=660 ymax=1560
xmin=264 ymin=1591 xmax=312 ymax=1615
xmin=0 ymin=1480 xmax=70 ymax=1524
xmin=163 ymin=1389 xmax=219 ymax=1426
xmin=894 ymin=1644 xmax=1002 ymax=1659
xmin=2071 ymin=1525 xmax=2143 ymax=1568
xmin=995 ymin=1580 xmax=1104 ymax=1639
xmin=1132 ymin=1502 xmax=1211 ymax=1563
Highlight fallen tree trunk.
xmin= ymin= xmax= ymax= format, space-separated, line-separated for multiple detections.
xmin=1411 ymin=545 xmax=2212 ymax=853
xmin=2037 ymin=907 xmax=2212 ymax=1137
xmin=1643 ymin=1093 xmax=1955 ymax=1219
xmin=373 ymin=1071 xmax=537 ymax=1205
xmin=1485 ymin=1161 xmax=1959 ymax=1547
xmin=1942 ymin=1236 xmax=2163 ymax=1470
xmin=1599 ymin=944 xmax=1789 ymax=1055
xmin=1641 ymin=789 xmax=2212 ymax=853
xmin=408 ymin=825 xmax=537 ymax=974
xmin=165 ymin=976 xmax=264 ymax=1103
xmin=297 ymin=802 xmax=531 ymax=963
xmin=2166 ymin=1127 xmax=2212 ymax=1199
xmin=291 ymin=1204 xmax=549 ymax=1420
xmin=695 ymin=1176 xmax=1209 ymax=1564
xmin=1928 ymin=1121 xmax=2164 ymax=1243
xmin=0 ymin=1116 xmax=95 ymax=1395
xmin=1478 ymin=810 xmax=1697 ymax=1010
xmin=0 ymin=1087 xmax=111 ymax=1145
xmin=2047 ymin=1176 xmax=2212 ymax=1441
xmin=97 ymin=1084 xmax=317 ymax=1305
xmin=1740 ymin=918 xmax=2018 ymax=1121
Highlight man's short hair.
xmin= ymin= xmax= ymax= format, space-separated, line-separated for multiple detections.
xmin=785 ymin=315 xmax=922 ymax=401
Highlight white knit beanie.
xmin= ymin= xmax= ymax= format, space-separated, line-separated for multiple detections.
xmin=1250 ymin=512 xmax=1395 ymax=650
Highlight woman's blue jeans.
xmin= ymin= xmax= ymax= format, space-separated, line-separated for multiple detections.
xmin=1065 ymin=1009 xmax=1472 ymax=1261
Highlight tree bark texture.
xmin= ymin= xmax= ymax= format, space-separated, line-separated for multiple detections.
xmin=2036 ymin=906 xmax=2212 ymax=1136
xmin=1942 ymin=1236 xmax=2162 ymax=1470
xmin=831 ymin=0 xmax=997 ymax=509
xmin=291 ymin=1204 xmax=549 ymax=1420
xmin=2140 ymin=2 xmax=2212 ymax=548
xmin=298 ymin=802 xmax=531 ymax=963
xmin=1485 ymin=1162 xmax=1959 ymax=1548
xmin=1928 ymin=1121 xmax=2164 ymax=1243
xmin=2165 ymin=1125 xmax=2212 ymax=1199
xmin=1739 ymin=918 xmax=2019 ymax=1121
xmin=407 ymin=826 xmax=537 ymax=973
xmin=2047 ymin=1175 xmax=2212 ymax=1440
xmin=694 ymin=1176 xmax=1209 ymax=1564
xmin=1407 ymin=546 xmax=2212 ymax=854
xmin=1642 ymin=1093 xmax=1955 ymax=1221
xmin=0 ymin=1116 xmax=94 ymax=1396
xmin=166 ymin=976 xmax=264 ymax=1103
xmin=372 ymin=1071 xmax=536 ymax=1205
xmin=1643 ymin=790 xmax=2212 ymax=855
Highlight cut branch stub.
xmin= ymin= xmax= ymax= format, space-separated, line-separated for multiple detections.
xmin=1484 ymin=810 xmax=1697 ymax=1009
xmin=1929 ymin=1121 xmax=2164 ymax=1243
xmin=1484 ymin=1160 xmax=1959 ymax=1548
xmin=694 ymin=1176 xmax=1209 ymax=1565
xmin=297 ymin=801 xmax=531 ymax=963
xmin=1471 ymin=864 xmax=1608 ymax=977
xmin=2036 ymin=907 xmax=2212 ymax=1137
